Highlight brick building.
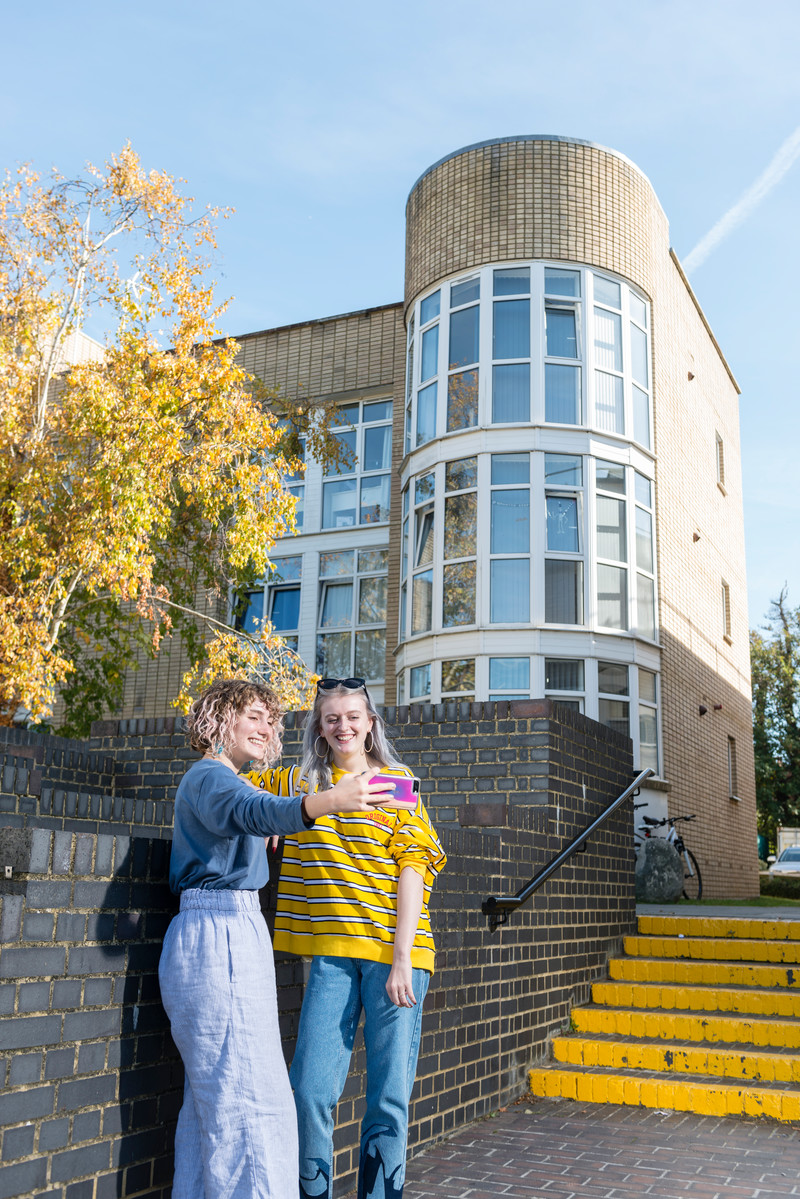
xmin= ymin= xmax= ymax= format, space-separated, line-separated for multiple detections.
xmin=119 ymin=135 xmax=757 ymax=897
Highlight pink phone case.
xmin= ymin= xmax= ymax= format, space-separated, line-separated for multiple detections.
xmin=369 ymin=773 xmax=420 ymax=808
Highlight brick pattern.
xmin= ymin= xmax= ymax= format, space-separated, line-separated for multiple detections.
xmin=0 ymin=706 xmax=635 ymax=1198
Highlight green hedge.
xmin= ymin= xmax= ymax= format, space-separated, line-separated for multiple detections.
xmin=760 ymin=874 xmax=800 ymax=899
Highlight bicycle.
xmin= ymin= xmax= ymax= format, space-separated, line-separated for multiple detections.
xmin=636 ymin=813 xmax=702 ymax=901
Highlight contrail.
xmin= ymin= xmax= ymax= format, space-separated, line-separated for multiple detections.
xmin=683 ymin=125 xmax=800 ymax=274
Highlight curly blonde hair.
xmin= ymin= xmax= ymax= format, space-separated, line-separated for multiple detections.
xmin=185 ymin=679 xmax=284 ymax=768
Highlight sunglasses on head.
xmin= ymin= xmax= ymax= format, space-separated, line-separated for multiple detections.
xmin=316 ymin=677 xmax=366 ymax=693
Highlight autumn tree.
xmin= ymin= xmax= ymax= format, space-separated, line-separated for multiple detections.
xmin=751 ymin=588 xmax=800 ymax=848
xmin=0 ymin=146 xmax=333 ymax=732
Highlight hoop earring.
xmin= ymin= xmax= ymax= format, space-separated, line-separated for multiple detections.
xmin=314 ymin=735 xmax=329 ymax=759
xmin=364 ymin=731 xmax=374 ymax=753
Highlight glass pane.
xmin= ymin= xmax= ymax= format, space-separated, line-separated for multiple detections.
xmin=442 ymin=658 xmax=475 ymax=692
xmin=599 ymin=661 xmax=629 ymax=695
xmin=594 ymin=276 xmax=621 ymax=308
xmin=401 ymin=517 xmax=408 ymax=578
xmin=325 ymin=428 xmax=357 ymax=476
xmin=271 ymin=556 xmax=302 ymax=582
xmin=363 ymin=425 xmax=391 ymax=471
xmin=633 ymin=385 xmax=651 ymax=448
xmin=630 ymin=293 xmax=647 ymax=327
xmin=320 ymin=550 xmax=354 ymax=577
xmin=445 ymin=457 xmax=477 ymax=492
xmin=270 ymin=587 xmax=300 ymax=631
xmin=238 ymin=591 xmax=264 ymax=635
xmin=282 ymin=635 xmax=298 ymax=653
xmin=415 ymin=507 xmax=434 ymax=566
xmin=332 ymin=403 xmax=359 ymax=427
xmin=358 ymin=548 xmax=388 ymax=573
xmin=552 ymin=698 xmax=581 ymax=712
xmin=630 ymin=323 xmax=649 ymax=387
xmin=363 ymin=399 xmax=392 ymax=422
xmin=545 ymin=364 xmax=581 ymax=423
xmin=545 ymin=268 xmax=580 ymax=297
xmin=444 ymin=492 xmax=477 ymax=558
xmin=443 ymin=561 xmax=476 ymax=626
xmin=545 ymin=454 xmax=582 ymax=486
xmin=491 ymin=453 xmax=529 ymax=484
xmin=489 ymin=657 xmax=529 ymax=690
xmin=397 ymin=673 xmax=405 ymax=706
xmin=316 ymin=632 xmax=351 ymax=677
xmin=420 ymin=290 xmax=440 ymax=324
xmin=355 ymin=629 xmax=386 ymax=681
xmin=636 ymin=507 xmax=653 ymax=572
xmin=637 ymin=573 xmax=656 ymax=640
xmin=598 ymin=698 xmax=629 ymax=737
xmin=410 ymin=663 xmax=431 ymax=697
xmin=449 ymin=307 xmax=479 ymax=368
xmin=634 ymin=472 xmax=652 ymax=508
xmin=492 ymin=363 xmax=530 ymax=423
xmin=320 ymin=583 xmax=353 ymax=627
xmin=545 ymin=560 xmax=584 ymax=624
xmin=490 ymin=559 xmax=529 ymax=622
xmin=546 ymin=496 xmax=580 ymax=552
xmin=491 ymin=490 xmax=530 ymax=553
xmin=451 ymin=277 xmax=480 ymax=307
xmin=406 ymin=344 xmax=413 ymax=403
xmin=494 ymin=267 xmax=530 ymax=295
xmin=322 ymin=479 xmax=357 ymax=528
xmin=400 ymin=584 xmax=406 ymax=635
xmin=405 ymin=401 xmax=411 ymax=455
xmin=287 ymin=485 xmax=304 ymax=531
xmin=415 ymin=472 xmax=435 ymax=505
xmin=594 ymin=307 xmax=622 ymax=371
xmin=639 ymin=704 xmax=659 ymax=771
xmin=359 ymin=576 xmax=387 ymax=624
xmin=411 ymin=570 xmax=433 ymax=634
xmin=421 ymin=325 xmax=439 ymax=382
xmin=545 ymin=659 xmax=584 ymax=691
xmin=596 ymin=460 xmax=626 ymax=494
xmin=597 ymin=564 xmax=628 ymax=629
xmin=545 ymin=307 xmax=578 ymax=358
xmin=596 ymin=496 xmax=627 ymax=562
xmin=594 ymin=371 xmax=624 ymax=435
xmin=493 ymin=299 xmax=530 ymax=359
xmin=416 ymin=381 xmax=437 ymax=446
xmin=447 ymin=369 xmax=479 ymax=431
xmin=360 ymin=474 xmax=390 ymax=524
xmin=639 ymin=667 xmax=657 ymax=705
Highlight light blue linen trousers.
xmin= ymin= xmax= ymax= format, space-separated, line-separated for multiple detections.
xmin=159 ymin=888 xmax=299 ymax=1199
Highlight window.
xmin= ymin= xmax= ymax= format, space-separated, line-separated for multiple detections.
xmin=489 ymin=657 xmax=530 ymax=701
xmin=630 ymin=291 xmax=651 ymax=448
xmin=596 ymin=460 xmax=628 ymax=630
xmin=281 ymin=433 xmax=306 ymax=532
xmin=634 ymin=472 xmax=657 ymax=641
xmin=638 ymin=668 xmax=659 ymax=773
xmin=598 ymin=661 xmax=629 ymax=738
xmin=544 ymin=454 xmax=584 ymax=625
xmin=316 ymin=549 xmax=388 ymax=680
xmin=266 ymin=556 xmax=303 ymax=650
xmin=728 ymin=736 xmax=739 ymax=799
xmin=236 ymin=591 xmax=264 ymax=636
xmin=545 ymin=659 xmax=584 ymax=712
xmin=441 ymin=658 xmax=475 ymax=700
xmin=411 ymin=473 xmax=435 ymax=635
xmin=544 ymin=269 xmax=581 ymax=424
xmin=716 ymin=433 xmax=726 ymax=492
xmin=443 ymin=457 xmax=477 ymax=627
xmin=490 ymin=454 xmax=530 ymax=623
xmin=322 ymin=401 xmax=392 ymax=529
xmin=722 ymin=580 xmax=732 ymax=642
xmin=447 ymin=277 xmax=480 ymax=432
xmin=409 ymin=663 xmax=431 ymax=700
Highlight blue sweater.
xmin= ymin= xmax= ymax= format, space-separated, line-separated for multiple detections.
xmin=169 ymin=759 xmax=307 ymax=893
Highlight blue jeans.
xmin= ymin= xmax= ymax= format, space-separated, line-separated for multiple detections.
xmin=290 ymin=956 xmax=430 ymax=1199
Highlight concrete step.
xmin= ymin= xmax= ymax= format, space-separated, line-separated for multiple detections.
xmin=572 ymin=1004 xmax=800 ymax=1049
xmin=593 ymin=979 xmax=800 ymax=1018
xmin=624 ymin=934 xmax=800 ymax=964
xmin=638 ymin=915 xmax=800 ymax=942
xmin=552 ymin=1034 xmax=800 ymax=1083
xmin=608 ymin=956 xmax=800 ymax=990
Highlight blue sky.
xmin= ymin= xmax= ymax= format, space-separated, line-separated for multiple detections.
xmin=3 ymin=0 xmax=799 ymax=629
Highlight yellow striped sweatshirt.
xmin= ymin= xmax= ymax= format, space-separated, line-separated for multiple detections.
xmin=247 ymin=764 xmax=446 ymax=974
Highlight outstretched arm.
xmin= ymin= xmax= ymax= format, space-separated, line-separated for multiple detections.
xmin=385 ymin=867 xmax=424 ymax=1008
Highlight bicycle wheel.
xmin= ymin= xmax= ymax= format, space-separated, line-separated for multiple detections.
xmin=681 ymin=849 xmax=702 ymax=901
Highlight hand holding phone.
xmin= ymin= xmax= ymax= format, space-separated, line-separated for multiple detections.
xmin=368 ymin=773 xmax=420 ymax=808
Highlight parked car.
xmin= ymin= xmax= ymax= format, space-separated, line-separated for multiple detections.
xmin=768 ymin=846 xmax=800 ymax=876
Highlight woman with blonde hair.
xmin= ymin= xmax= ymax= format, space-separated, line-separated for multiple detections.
xmin=159 ymin=678 xmax=393 ymax=1199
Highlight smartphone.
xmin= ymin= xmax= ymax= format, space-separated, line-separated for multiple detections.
xmin=369 ymin=773 xmax=420 ymax=808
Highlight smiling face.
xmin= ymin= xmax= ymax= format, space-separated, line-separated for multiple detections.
xmin=318 ymin=692 xmax=374 ymax=768
xmin=227 ymin=699 xmax=277 ymax=770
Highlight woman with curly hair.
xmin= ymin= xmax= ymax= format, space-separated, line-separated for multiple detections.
xmin=158 ymin=678 xmax=393 ymax=1199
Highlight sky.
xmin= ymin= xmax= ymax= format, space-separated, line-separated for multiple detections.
xmin=2 ymin=0 xmax=799 ymax=630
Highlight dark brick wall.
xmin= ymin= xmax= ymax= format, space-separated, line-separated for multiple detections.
xmin=0 ymin=703 xmax=635 ymax=1198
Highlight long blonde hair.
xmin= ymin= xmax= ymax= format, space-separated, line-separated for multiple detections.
xmin=300 ymin=684 xmax=402 ymax=792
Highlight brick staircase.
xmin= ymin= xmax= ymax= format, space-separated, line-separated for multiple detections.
xmin=528 ymin=914 xmax=800 ymax=1122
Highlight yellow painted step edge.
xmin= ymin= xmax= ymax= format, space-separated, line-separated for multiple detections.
xmin=593 ymin=980 xmax=800 ymax=1018
xmin=625 ymin=935 xmax=800 ymax=963
xmin=609 ymin=958 xmax=800 ymax=988
xmin=572 ymin=1006 xmax=800 ymax=1048
xmin=638 ymin=916 xmax=800 ymax=942
xmin=551 ymin=1036 xmax=800 ymax=1083
xmin=528 ymin=1067 xmax=800 ymax=1122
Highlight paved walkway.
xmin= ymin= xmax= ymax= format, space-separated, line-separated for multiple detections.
xmin=403 ymin=1098 xmax=800 ymax=1199
xmin=637 ymin=904 xmax=800 ymax=920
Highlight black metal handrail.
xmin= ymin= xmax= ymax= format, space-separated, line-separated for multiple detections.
xmin=482 ymin=768 xmax=654 ymax=931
